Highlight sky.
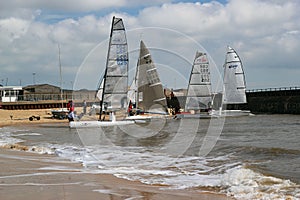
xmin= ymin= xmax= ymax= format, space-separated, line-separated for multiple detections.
xmin=0 ymin=0 xmax=300 ymax=91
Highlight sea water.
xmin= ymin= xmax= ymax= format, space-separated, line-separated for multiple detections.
xmin=0 ymin=114 xmax=299 ymax=200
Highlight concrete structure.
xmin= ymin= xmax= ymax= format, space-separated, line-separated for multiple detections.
xmin=246 ymin=87 xmax=300 ymax=114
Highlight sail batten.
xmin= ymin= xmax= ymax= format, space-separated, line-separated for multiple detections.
xmin=185 ymin=52 xmax=212 ymax=111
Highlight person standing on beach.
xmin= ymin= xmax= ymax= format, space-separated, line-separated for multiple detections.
xmin=67 ymin=100 xmax=75 ymax=121
xmin=67 ymin=100 xmax=74 ymax=112
xmin=67 ymin=111 xmax=75 ymax=122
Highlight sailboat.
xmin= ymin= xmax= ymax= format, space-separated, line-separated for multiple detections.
xmin=126 ymin=40 xmax=169 ymax=120
xmin=176 ymin=51 xmax=215 ymax=119
xmin=70 ymin=16 xmax=134 ymax=128
xmin=215 ymin=46 xmax=251 ymax=117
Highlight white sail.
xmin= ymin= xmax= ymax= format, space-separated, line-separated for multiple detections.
xmin=98 ymin=16 xmax=128 ymax=113
xmin=96 ymin=78 xmax=104 ymax=101
xmin=127 ymin=80 xmax=136 ymax=103
xmin=223 ymin=46 xmax=247 ymax=104
xmin=127 ymin=61 xmax=138 ymax=105
xmin=135 ymin=40 xmax=167 ymax=113
xmin=185 ymin=52 xmax=212 ymax=111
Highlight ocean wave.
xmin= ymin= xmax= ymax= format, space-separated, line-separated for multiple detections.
xmin=1 ymin=126 xmax=299 ymax=200
xmin=15 ymin=133 xmax=42 ymax=136
xmin=221 ymin=166 xmax=300 ymax=200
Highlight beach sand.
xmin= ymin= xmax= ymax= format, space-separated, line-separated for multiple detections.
xmin=0 ymin=107 xmax=100 ymax=127
xmin=0 ymin=108 xmax=68 ymax=127
xmin=0 ymin=108 xmax=234 ymax=199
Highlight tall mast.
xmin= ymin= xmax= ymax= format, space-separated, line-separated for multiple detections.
xmin=58 ymin=43 xmax=63 ymax=109
xmin=135 ymin=57 xmax=139 ymax=109
xmin=99 ymin=16 xmax=115 ymax=120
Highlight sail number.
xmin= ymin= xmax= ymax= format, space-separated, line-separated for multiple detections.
xmin=117 ymin=55 xmax=128 ymax=65
xmin=228 ymin=64 xmax=238 ymax=69
xmin=116 ymin=45 xmax=128 ymax=65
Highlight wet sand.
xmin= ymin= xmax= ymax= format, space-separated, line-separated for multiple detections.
xmin=0 ymin=149 xmax=234 ymax=200
xmin=0 ymin=109 xmax=234 ymax=199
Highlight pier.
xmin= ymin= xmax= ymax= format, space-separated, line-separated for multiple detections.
xmin=0 ymin=99 xmax=98 ymax=110
xmin=246 ymin=87 xmax=300 ymax=114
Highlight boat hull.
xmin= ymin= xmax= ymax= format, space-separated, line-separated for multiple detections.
xmin=175 ymin=113 xmax=216 ymax=119
xmin=69 ymin=120 xmax=135 ymax=128
xmin=212 ymin=110 xmax=252 ymax=117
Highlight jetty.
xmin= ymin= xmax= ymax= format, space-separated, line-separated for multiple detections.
xmin=168 ymin=87 xmax=300 ymax=115
xmin=246 ymin=87 xmax=300 ymax=114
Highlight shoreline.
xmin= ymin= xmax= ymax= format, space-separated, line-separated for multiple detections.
xmin=0 ymin=108 xmax=234 ymax=199
xmin=0 ymin=148 xmax=234 ymax=200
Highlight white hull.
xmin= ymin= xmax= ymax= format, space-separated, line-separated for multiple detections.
xmin=212 ymin=109 xmax=252 ymax=117
xmin=176 ymin=109 xmax=252 ymax=119
xmin=126 ymin=114 xmax=173 ymax=123
xmin=175 ymin=113 xmax=217 ymax=119
xmin=126 ymin=114 xmax=169 ymax=120
xmin=69 ymin=120 xmax=135 ymax=128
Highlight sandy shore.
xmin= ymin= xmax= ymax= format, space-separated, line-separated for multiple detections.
xmin=0 ymin=108 xmax=234 ymax=199
xmin=0 ymin=108 xmax=69 ymax=127
xmin=0 ymin=107 xmax=100 ymax=127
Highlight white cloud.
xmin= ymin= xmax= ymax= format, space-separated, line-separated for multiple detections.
xmin=0 ymin=0 xmax=171 ymax=13
xmin=0 ymin=0 xmax=300 ymax=89
xmin=0 ymin=18 xmax=31 ymax=42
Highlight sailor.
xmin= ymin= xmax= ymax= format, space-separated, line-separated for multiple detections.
xmin=67 ymin=100 xmax=75 ymax=112
xmin=67 ymin=111 xmax=75 ymax=122
xmin=128 ymin=100 xmax=134 ymax=116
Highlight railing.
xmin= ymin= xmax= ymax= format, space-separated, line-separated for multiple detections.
xmin=5 ymin=93 xmax=98 ymax=102
xmin=246 ymin=86 xmax=300 ymax=93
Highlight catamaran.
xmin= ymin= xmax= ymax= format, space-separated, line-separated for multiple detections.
xmin=126 ymin=40 xmax=169 ymax=120
xmin=70 ymin=16 xmax=134 ymax=128
xmin=214 ymin=46 xmax=251 ymax=117
xmin=176 ymin=51 xmax=215 ymax=119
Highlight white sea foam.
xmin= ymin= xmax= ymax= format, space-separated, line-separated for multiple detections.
xmin=221 ymin=166 xmax=300 ymax=200
xmin=0 ymin=130 xmax=24 ymax=146
xmin=0 ymin=128 xmax=55 ymax=154
xmin=53 ymin=144 xmax=231 ymax=189
xmin=15 ymin=132 xmax=41 ymax=136
xmin=29 ymin=146 xmax=55 ymax=154
xmin=93 ymin=189 xmax=125 ymax=197
xmin=52 ymin=144 xmax=300 ymax=199
xmin=1 ymin=126 xmax=299 ymax=200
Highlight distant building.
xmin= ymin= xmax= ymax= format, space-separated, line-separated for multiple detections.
xmin=22 ymin=84 xmax=97 ymax=102
xmin=0 ymin=86 xmax=23 ymax=102
xmin=23 ymin=84 xmax=63 ymax=101
xmin=23 ymin=84 xmax=61 ymax=94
